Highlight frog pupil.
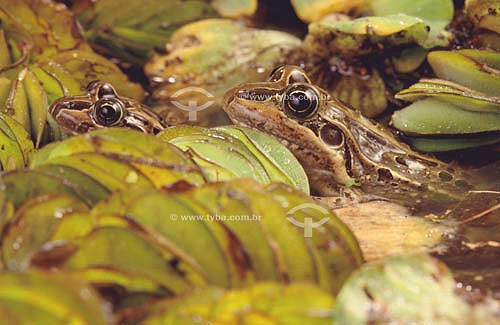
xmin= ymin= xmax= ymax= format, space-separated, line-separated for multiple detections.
xmin=288 ymin=91 xmax=311 ymax=112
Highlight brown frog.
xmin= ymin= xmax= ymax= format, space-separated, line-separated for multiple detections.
xmin=223 ymin=65 xmax=476 ymax=213
xmin=49 ymin=81 xmax=166 ymax=135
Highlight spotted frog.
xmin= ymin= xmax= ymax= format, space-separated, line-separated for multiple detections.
xmin=223 ymin=65 xmax=476 ymax=213
xmin=49 ymin=81 xmax=166 ymax=135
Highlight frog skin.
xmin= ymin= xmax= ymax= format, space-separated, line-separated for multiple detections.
xmin=49 ymin=81 xmax=166 ymax=135
xmin=223 ymin=65 xmax=475 ymax=213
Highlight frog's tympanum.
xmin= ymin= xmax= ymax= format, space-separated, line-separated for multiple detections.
xmin=49 ymin=81 xmax=166 ymax=135
xmin=223 ymin=65 xmax=476 ymax=213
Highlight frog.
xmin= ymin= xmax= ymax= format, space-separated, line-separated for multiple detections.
xmin=222 ymin=65 xmax=476 ymax=213
xmin=49 ymin=80 xmax=166 ymax=135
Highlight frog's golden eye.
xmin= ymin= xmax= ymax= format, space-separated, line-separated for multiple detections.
xmin=94 ymin=98 xmax=124 ymax=126
xmin=282 ymin=85 xmax=319 ymax=119
xmin=268 ymin=65 xmax=286 ymax=82
xmin=287 ymin=70 xmax=311 ymax=84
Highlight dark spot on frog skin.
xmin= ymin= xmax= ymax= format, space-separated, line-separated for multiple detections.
xmin=439 ymin=171 xmax=453 ymax=182
xmin=377 ymin=168 xmax=394 ymax=182
xmin=455 ymin=179 xmax=473 ymax=190
xmin=395 ymin=156 xmax=407 ymax=167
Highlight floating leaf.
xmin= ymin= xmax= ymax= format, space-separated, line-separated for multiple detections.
xmin=145 ymin=19 xmax=304 ymax=126
xmin=75 ymin=0 xmax=220 ymax=64
xmin=30 ymin=128 xmax=206 ymax=190
xmin=465 ymin=0 xmax=500 ymax=34
xmin=395 ymin=79 xmax=500 ymax=113
xmin=367 ymin=0 xmax=454 ymax=47
xmin=159 ymin=125 xmax=310 ymax=194
xmin=139 ymin=283 xmax=334 ymax=324
xmin=428 ymin=51 xmax=500 ymax=97
xmin=0 ymin=271 xmax=112 ymax=324
xmin=1 ymin=194 xmax=88 ymax=271
xmin=392 ymin=98 xmax=500 ymax=135
xmin=333 ymin=255 xmax=499 ymax=324
xmin=291 ymin=0 xmax=365 ymax=23
xmin=305 ymin=14 xmax=430 ymax=58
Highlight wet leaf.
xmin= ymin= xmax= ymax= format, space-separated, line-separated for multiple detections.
xmin=0 ymin=112 xmax=32 ymax=170
xmin=333 ymin=255 xmax=498 ymax=324
xmin=0 ymin=271 xmax=112 ymax=324
xmin=159 ymin=126 xmax=310 ymax=193
xmin=139 ymin=283 xmax=334 ymax=325
xmin=428 ymin=51 xmax=500 ymax=97
xmin=76 ymin=0 xmax=219 ymax=64
xmin=291 ymin=0 xmax=365 ymax=23
xmin=395 ymin=79 xmax=500 ymax=113
xmin=211 ymin=0 xmax=258 ymax=18
xmin=392 ymin=98 xmax=500 ymax=135
xmin=367 ymin=0 xmax=454 ymax=47
xmin=0 ymin=169 xmax=95 ymax=208
xmin=1 ymin=194 xmax=88 ymax=271
xmin=321 ymin=66 xmax=387 ymax=117
xmin=465 ymin=0 xmax=500 ymax=34
xmin=405 ymin=134 xmax=500 ymax=152
xmin=145 ymin=19 xmax=303 ymax=126
xmin=264 ymin=182 xmax=363 ymax=293
xmin=30 ymin=128 xmax=206 ymax=189
xmin=64 ymin=226 xmax=193 ymax=295
xmin=392 ymin=46 xmax=428 ymax=73
xmin=305 ymin=14 xmax=430 ymax=58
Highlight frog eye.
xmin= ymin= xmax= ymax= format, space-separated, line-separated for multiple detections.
xmin=282 ymin=85 xmax=319 ymax=119
xmin=287 ymin=70 xmax=311 ymax=84
xmin=97 ymin=83 xmax=118 ymax=98
xmin=93 ymin=98 xmax=124 ymax=126
xmin=268 ymin=65 xmax=286 ymax=82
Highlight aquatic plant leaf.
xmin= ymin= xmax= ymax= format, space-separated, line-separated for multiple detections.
xmin=159 ymin=126 xmax=310 ymax=193
xmin=291 ymin=0 xmax=365 ymax=23
xmin=211 ymin=0 xmax=258 ymax=18
xmin=367 ymin=0 xmax=454 ymax=47
xmin=324 ymin=66 xmax=387 ymax=117
xmin=145 ymin=19 xmax=303 ymax=126
xmin=392 ymin=98 xmax=500 ymax=135
xmin=76 ymin=0 xmax=219 ymax=64
xmin=120 ymin=191 xmax=232 ymax=287
xmin=392 ymin=46 xmax=428 ymax=73
xmin=0 ymin=170 xmax=95 ymax=207
xmin=64 ymin=227 xmax=193 ymax=295
xmin=465 ymin=0 xmax=500 ymax=34
xmin=428 ymin=51 xmax=500 ymax=97
xmin=1 ymin=194 xmax=88 ymax=271
xmin=0 ymin=112 xmax=33 ymax=170
xmin=30 ymin=128 xmax=206 ymax=188
xmin=140 ymin=283 xmax=334 ymax=325
xmin=405 ymin=134 xmax=500 ymax=152
xmin=0 ymin=271 xmax=112 ymax=325
xmin=215 ymin=126 xmax=310 ymax=193
xmin=305 ymin=14 xmax=430 ymax=58
xmin=395 ymin=79 xmax=500 ymax=113
xmin=264 ymin=182 xmax=363 ymax=293
xmin=333 ymin=255 xmax=498 ymax=324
